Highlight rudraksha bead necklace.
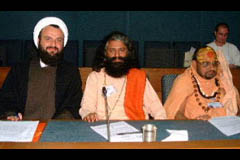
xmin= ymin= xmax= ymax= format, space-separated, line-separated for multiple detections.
xmin=191 ymin=71 xmax=221 ymax=113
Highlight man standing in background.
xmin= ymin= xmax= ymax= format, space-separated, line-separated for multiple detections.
xmin=207 ymin=22 xmax=240 ymax=68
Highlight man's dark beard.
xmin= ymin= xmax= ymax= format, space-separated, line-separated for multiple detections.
xmin=38 ymin=45 xmax=64 ymax=66
xmin=104 ymin=56 xmax=132 ymax=78
xmin=204 ymin=70 xmax=217 ymax=80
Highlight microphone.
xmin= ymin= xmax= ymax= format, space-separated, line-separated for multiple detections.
xmin=102 ymin=86 xmax=107 ymax=97
xmin=102 ymin=86 xmax=111 ymax=142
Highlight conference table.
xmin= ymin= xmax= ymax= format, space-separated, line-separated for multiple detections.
xmin=0 ymin=119 xmax=240 ymax=149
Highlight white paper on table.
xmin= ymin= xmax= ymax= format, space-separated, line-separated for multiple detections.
xmin=208 ymin=116 xmax=240 ymax=136
xmin=0 ymin=121 xmax=39 ymax=142
xmin=110 ymin=133 xmax=143 ymax=142
xmin=90 ymin=121 xmax=142 ymax=142
xmin=161 ymin=129 xmax=188 ymax=142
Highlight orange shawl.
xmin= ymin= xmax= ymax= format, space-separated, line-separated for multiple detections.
xmin=32 ymin=122 xmax=47 ymax=142
xmin=216 ymin=50 xmax=239 ymax=115
xmin=165 ymin=50 xmax=239 ymax=119
xmin=124 ymin=68 xmax=146 ymax=120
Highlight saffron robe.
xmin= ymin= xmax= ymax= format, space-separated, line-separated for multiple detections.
xmin=79 ymin=68 xmax=166 ymax=120
xmin=164 ymin=50 xmax=239 ymax=119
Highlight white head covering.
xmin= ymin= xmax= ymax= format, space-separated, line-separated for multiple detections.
xmin=33 ymin=17 xmax=69 ymax=48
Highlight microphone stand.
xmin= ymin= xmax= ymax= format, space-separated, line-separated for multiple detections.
xmin=102 ymin=87 xmax=111 ymax=142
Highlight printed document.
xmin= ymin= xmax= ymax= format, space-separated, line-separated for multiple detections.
xmin=90 ymin=121 xmax=142 ymax=142
xmin=161 ymin=129 xmax=188 ymax=142
xmin=0 ymin=121 xmax=39 ymax=142
xmin=208 ymin=116 xmax=240 ymax=136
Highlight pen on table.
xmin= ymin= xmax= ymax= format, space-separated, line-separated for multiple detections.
xmin=117 ymin=131 xmax=141 ymax=135
xmin=15 ymin=113 xmax=22 ymax=120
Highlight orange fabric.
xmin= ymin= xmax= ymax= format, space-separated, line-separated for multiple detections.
xmin=32 ymin=122 xmax=47 ymax=142
xmin=124 ymin=68 xmax=146 ymax=120
xmin=216 ymin=50 xmax=239 ymax=115
xmin=165 ymin=50 xmax=239 ymax=119
xmin=165 ymin=64 xmax=227 ymax=119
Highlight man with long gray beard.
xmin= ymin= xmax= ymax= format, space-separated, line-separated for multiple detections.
xmin=79 ymin=31 xmax=166 ymax=122
xmin=0 ymin=17 xmax=83 ymax=121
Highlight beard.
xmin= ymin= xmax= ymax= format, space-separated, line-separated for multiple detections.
xmin=104 ymin=56 xmax=132 ymax=78
xmin=204 ymin=70 xmax=217 ymax=79
xmin=38 ymin=44 xmax=64 ymax=66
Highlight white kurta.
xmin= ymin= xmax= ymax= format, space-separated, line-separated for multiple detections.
xmin=79 ymin=69 xmax=166 ymax=120
xmin=207 ymin=41 xmax=240 ymax=66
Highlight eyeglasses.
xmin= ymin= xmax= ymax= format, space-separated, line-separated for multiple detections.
xmin=198 ymin=61 xmax=219 ymax=68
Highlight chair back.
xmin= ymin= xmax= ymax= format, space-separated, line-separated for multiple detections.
xmin=144 ymin=41 xmax=174 ymax=68
xmin=161 ymin=74 xmax=178 ymax=104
